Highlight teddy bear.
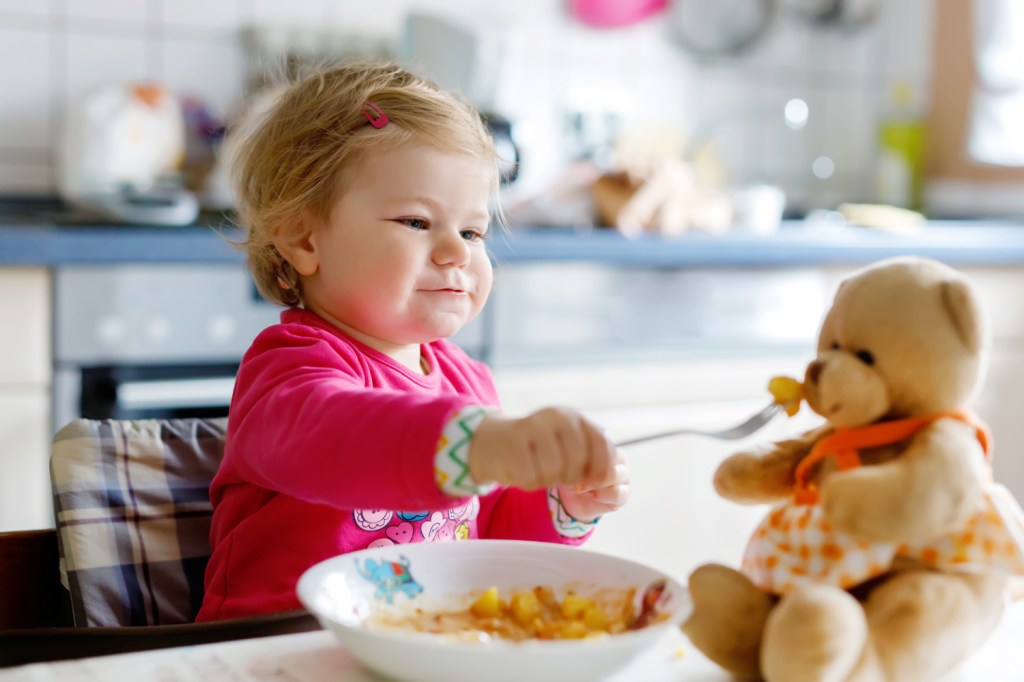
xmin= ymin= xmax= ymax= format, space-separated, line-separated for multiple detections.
xmin=682 ymin=256 xmax=1024 ymax=682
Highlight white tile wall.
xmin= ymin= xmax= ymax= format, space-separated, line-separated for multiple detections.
xmin=0 ymin=0 xmax=934 ymax=213
xmin=66 ymin=0 xmax=148 ymax=25
xmin=159 ymin=0 xmax=244 ymax=32
xmin=0 ymin=0 xmax=52 ymax=16
xmin=0 ymin=24 xmax=53 ymax=149
xmin=64 ymin=32 xmax=150 ymax=104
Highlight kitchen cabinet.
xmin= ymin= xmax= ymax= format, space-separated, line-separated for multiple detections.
xmin=0 ymin=267 xmax=51 ymax=532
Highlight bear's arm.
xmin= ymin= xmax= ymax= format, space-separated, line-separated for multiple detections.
xmin=822 ymin=418 xmax=986 ymax=543
xmin=713 ymin=425 xmax=832 ymax=504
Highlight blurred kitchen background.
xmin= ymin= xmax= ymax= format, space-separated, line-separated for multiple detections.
xmin=1 ymin=0 xmax=1022 ymax=218
xmin=3 ymin=0 xmax=1024 ymax=584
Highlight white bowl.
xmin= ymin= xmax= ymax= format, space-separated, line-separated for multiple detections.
xmin=297 ymin=540 xmax=691 ymax=682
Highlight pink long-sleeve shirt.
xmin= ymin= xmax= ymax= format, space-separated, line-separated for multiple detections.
xmin=197 ymin=309 xmax=584 ymax=622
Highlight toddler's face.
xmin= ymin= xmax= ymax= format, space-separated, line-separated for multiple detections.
xmin=296 ymin=141 xmax=494 ymax=353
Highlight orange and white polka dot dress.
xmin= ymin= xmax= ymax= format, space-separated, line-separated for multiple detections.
xmin=742 ymin=411 xmax=1024 ymax=595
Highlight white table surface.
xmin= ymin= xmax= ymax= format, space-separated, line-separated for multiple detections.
xmin=2 ymin=602 xmax=1022 ymax=682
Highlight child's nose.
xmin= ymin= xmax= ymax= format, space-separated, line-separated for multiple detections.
xmin=432 ymin=230 xmax=470 ymax=267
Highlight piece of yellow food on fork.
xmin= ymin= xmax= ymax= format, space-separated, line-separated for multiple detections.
xmin=768 ymin=376 xmax=804 ymax=416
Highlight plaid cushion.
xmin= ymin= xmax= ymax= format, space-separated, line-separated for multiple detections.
xmin=50 ymin=418 xmax=227 ymax=627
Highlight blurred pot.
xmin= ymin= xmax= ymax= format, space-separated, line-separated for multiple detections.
xmin=569 ymin=0 xmax=668 ymax=28
xmin=784 ymin=0 xmax=878 ymax=28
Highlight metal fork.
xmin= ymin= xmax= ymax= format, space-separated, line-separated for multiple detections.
xmin=616 ymin=402 xmax=783 ymax=447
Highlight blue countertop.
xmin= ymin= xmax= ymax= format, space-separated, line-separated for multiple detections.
xmin=486 ymin=222 xmax=1024 ymax=267
xmin=2 ymin=201 xmax=1024 ymax=267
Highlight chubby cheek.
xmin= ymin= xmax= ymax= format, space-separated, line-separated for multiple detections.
xmin=468 ymin=255 xmax=494 ymax=316
xmin=804 ymin=355 xmax=890 ymax=427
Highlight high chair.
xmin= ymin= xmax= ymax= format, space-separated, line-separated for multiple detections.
xmin=0 ymin=417 xmax=318 ymax=668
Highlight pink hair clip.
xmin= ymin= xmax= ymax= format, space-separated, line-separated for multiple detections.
xmin=361 ymin=101 xmax=389 ymax=129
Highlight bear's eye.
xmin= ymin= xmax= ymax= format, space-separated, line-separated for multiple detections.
xmin=855 ymin=350 xmax=875 ymax=366
xmin=830 ymin=342 xmax=840 ymax=350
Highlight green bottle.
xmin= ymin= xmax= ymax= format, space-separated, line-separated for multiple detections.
xmin=876 ymin=82 xmax=926 ymax=211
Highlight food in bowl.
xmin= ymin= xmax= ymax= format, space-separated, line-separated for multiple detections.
xmin=365 ymin=581 xmax=669 ymax=642
xmin=297 ymin=540 xmax=690 ymax=682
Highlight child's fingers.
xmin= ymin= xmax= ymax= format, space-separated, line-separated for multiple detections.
xmin=581 ymin=420 xmax=616 ymax=486
xmin=563 ymin=484 xmax=630 ymax=520
xmin=533 ymin=426 xmax=564 ymax=488
xmin=576 ymin=453 xmax=629 ymax=494
xmin=586 ymin=482 xmax=630 ymax=508
xmin=556 ymin=414 xmax=589 ymax=485
xmin=522 ymin=408 xmax=584 ymax=488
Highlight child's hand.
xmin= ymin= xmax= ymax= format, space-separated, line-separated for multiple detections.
xmin=469 ymin=407 xmax=618 ymax=492
xmin=557 ymin=448 xmax=630 ymax=522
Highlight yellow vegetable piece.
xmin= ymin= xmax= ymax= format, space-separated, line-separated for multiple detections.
xmin=582 ymin=606 xmax=610 ymax=631
xmin=560 ymin=593 xmax=594 ymax=620
xmin=470 ymin=586 xmax=501 ymax=618
xmin=768 ymin=375 xmax=804 ymax=416
xmin=509 ymin=590 xmax=542 ymax=625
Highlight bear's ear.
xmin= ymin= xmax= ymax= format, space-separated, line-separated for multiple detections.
xmin=940 ymin=280 xmax=982 ymax=352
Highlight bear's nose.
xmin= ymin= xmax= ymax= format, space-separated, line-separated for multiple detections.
xmin=806 ymin=360 xmax=824 ymax=384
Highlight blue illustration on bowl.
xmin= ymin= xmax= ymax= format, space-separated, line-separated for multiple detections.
xmin=357 ymin=555 xmax=424 ymax=603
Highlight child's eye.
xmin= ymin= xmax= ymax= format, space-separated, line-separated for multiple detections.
xmin=460 ymin=229 xmax=488 ymax=242
xmin=399 ymin=218 xmax=428 ymax=230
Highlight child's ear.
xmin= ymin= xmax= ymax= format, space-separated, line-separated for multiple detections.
xmin=273 ymin=213 xmax=320 ymax=277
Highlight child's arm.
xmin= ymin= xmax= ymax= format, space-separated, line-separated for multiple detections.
xmin=222 ymin=327 xmax=484 ymax=512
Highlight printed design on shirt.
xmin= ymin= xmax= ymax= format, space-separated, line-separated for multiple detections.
xmin=421 ymin=511 xmax=448 ymax=542
xmin=448 ymin=497 xmax=479 ymax=522
xmin=418 ymin=509 xmax=469 ymax=543
xmin=386 ymin=521 xmax=415 ymax=544
xmin=361 ymin=502 xmax=477 ymax=549
xmin=357 ymin=556 xmax=424 ymax=603
xmin=434 ymin=406 xmax=498 ymax=496
xmin=353 ymin=509 xmax=393 ymax=531
xmin=436 ymin=525 xmax=454 ymax=542
xmin=547 ymin=487 xmax=599 ymax=538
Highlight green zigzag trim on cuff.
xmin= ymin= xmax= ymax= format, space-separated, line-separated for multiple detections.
xmin=548 ymin=487 xmax=600 ymax=538
xmin=434 ymin=405 xmax=498 ymax=497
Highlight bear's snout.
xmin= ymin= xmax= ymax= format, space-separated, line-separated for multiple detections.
xmin=803 ymin=352 xmax=890 ymax=427
xmin=806 ymin=360 xmax=825 ymax=385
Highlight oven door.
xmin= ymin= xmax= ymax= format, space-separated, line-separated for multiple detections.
xmin=71 ymin=363 xmax=239 ymax=421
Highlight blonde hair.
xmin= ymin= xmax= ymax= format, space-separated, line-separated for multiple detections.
xmin=227 ymin=59 xmax=503 ymax=307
